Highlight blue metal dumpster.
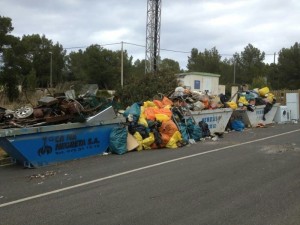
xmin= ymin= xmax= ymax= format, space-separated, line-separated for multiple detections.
xmin=0 ymin=107 xmax=124 ymax=168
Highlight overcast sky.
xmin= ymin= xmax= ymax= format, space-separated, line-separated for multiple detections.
xmin=1 ymin=0 xmax=299 ymax=69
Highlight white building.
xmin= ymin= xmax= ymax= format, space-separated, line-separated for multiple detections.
xmin=175 ymin=72 xmax=221 ymax=95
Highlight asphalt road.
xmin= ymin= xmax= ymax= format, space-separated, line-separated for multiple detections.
xmin=1 ymin=123 xmax=300 ymax=225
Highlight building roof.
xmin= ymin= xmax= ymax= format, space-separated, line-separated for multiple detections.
xmin=176 ymin=72 xmax=221 ymax=78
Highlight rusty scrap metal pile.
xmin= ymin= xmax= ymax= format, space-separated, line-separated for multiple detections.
xmin=0 ymin=88 xmax=111 ymax=129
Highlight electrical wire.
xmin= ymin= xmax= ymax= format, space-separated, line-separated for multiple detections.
xmin=63 ymin=41 xmax=278 ymax=57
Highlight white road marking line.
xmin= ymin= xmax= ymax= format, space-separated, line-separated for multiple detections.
xmin=1 ymin=128 xmax=300 ymax=208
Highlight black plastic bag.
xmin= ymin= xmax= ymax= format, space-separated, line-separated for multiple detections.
xmin=198 ymin=121 xmax=211 ymax=137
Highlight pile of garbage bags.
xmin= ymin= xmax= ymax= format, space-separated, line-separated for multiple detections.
xmin=108 ymin=93 xmax=217 ymax=154
xmin=108 ymin=85 xmax=279 ymax=154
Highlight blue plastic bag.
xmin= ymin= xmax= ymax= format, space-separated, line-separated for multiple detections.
xmin=177 ymin=122 xmax=189 ymax=144
xmin=231 ymin=120 xmax=245 ymax=131
xmin=123 ymin=102 xmax=141 ymax=122
xmin=186 ymin=118 xmax=202 ymax=141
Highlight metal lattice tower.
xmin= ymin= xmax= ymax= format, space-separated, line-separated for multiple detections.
xmin=145 ymin=0 xmax=161 ymax=74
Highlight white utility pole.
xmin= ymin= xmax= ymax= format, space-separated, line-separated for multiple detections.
xmin=49 ymin=52 xmax=53 ymax=88
xmin=121 ymin=41 xmax=124 ymax=88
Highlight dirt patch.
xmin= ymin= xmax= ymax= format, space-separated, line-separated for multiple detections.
xmin=260 ymin=143 xmax=300 ymax=154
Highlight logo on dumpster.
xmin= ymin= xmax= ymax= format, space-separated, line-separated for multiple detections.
xmin=201 ymin=115 xmax=222 ymax=129
xmin=37 ymin=134 xmax=100 ymax=156
xmin=256 ymin=109 xmax=264 ymax=120
xmin=38 ymin=137 xmax=53 ymax=156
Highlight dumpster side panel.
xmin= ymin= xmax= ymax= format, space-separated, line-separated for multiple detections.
xmin=232 ymin=104 xmax=279 ymax=127
xmin=0 ymin=124 xmax=118 ymax=167
xmin=191 ymin=109 xmax=233 ymax=134
xmin=245 ymin=104 xmax=279 ymax=127
xmin=0 ymin=138 xmax=27 ymax=164
xmin=262 ymin=103 xmax=279 ymax=124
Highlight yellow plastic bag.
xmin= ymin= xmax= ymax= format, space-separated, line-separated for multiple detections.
xmin=133 ymin=132 xmax=143 ymax=151
xmin=238 ymin=96 xmax=249 ymax=106
xmin=138 ymin=106 xmax=148 ymax=127
xmin=140 ymin=106 xmax=145 ymax=117
xmin=142 ymin=132 xmax=155 ymax=150
xmin=144 ymin=101 xmax=157 ymax=108
xmin=155 ymin=113 xmax=170 ymax=122
xmin=138 ymin=117 xmax=148 ymax=127
xmin=259 ymin=87 xmax=270 ymax=97
xmin=166 ymin=131 xmax=182 ymax=149
xmin=265 ymin=93 xmax=275 ymax=103
xmin=226 ymin=101 xmax=237 ymax=110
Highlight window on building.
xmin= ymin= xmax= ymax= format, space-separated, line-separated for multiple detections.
xmin=194 ymin=80 xmax=200 ymax=89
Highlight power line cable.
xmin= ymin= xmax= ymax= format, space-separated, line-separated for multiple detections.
xmin=63 ymin=41 xmax=278 ymax=57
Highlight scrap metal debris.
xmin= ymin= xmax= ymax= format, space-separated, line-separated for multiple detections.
xmin=0 ymin=85 xmax=113 ymax=129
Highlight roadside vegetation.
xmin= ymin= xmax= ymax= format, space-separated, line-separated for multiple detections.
xmin=1 ymin=15 xmax=300 ymax=108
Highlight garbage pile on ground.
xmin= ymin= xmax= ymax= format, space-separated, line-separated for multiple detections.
xmin=109 ymin=93 xmax=216 ymax=155
xmin=0 ymin=85 xmax=115 ymax=129
xmin=110 ymin=85 xmax=264 ymax=154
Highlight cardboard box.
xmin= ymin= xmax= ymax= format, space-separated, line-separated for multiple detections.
xmin=127 ymin=133 xmax=139 ymax=151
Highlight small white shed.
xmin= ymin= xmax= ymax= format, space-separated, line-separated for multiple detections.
xmin=175 ymin=72 xmax=221 ymax=95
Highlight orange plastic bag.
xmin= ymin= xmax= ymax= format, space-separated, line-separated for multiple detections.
xmin=162 ymin=96 xmax=173 ymax=107
xmin=144 ymin=106 xmax=172 ymax=121
xmin=159 ymin=120 xmax=178 ymax=137
xmin=153 ymin=100 xmax=164 ymax=108
xmin=153 ymin=108 xmax=172 ymax=117
xmin=144 ymin=107 xmax=156 ymax=120
xmin=160 ymin=132 xmax=171 ymax=147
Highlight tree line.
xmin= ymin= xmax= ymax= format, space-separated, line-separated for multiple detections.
xmin=1 ymin=15 xmax=299 ymax=104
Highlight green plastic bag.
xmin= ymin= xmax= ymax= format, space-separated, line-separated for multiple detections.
xmin=109 ymin=126 xmax=128 ymax=155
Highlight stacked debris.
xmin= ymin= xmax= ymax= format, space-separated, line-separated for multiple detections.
xmin=169 ymin=88 xmax=227 ymax=111
xmin=0 ymin=85 xmax=114 ymax=129
xmin=236 ymin=86 xmax=276 ymax=119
